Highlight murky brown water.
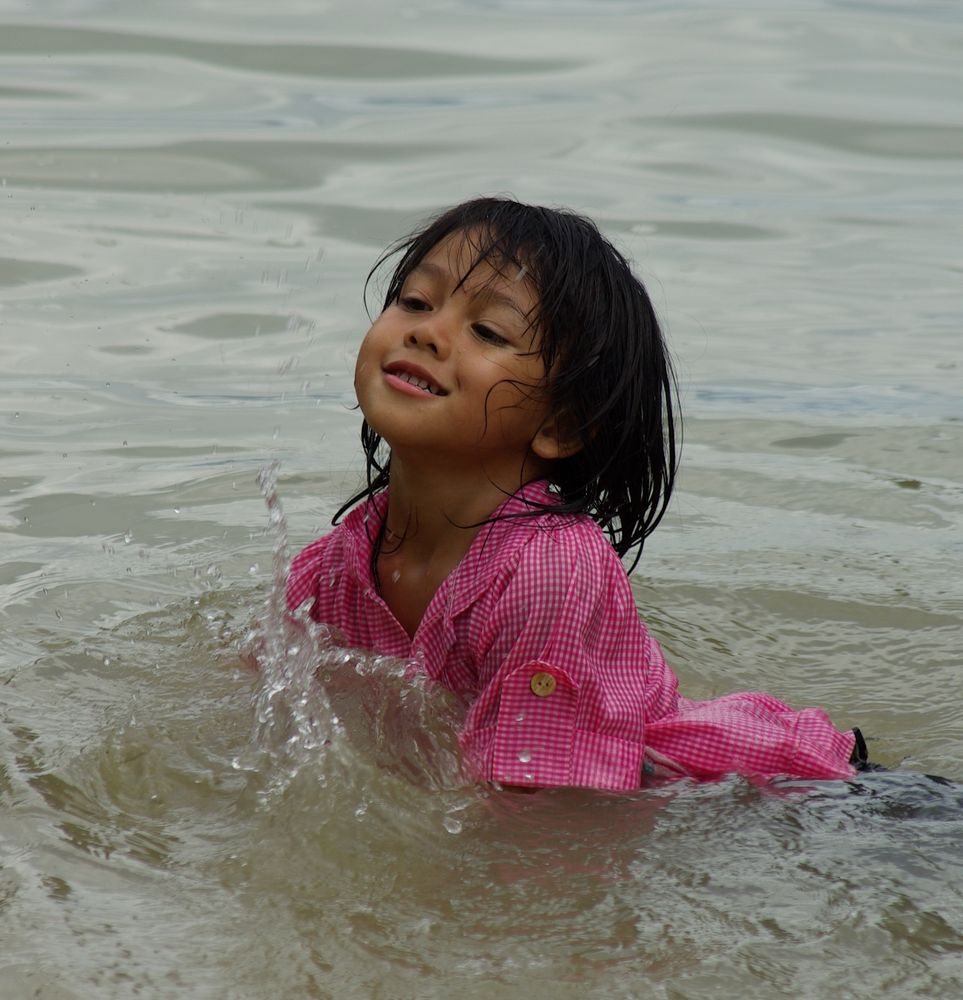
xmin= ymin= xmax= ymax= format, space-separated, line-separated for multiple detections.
xmin=2 ymin=2 xmax=962 ymax=996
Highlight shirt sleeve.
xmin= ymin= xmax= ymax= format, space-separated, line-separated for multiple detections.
xmin=458 ymin=523 xmax=678 ymax=791
xmin=455 ymin=519 xmax=856 ymax=789
xmin=642 ymin=693 xmax=856 ymax=781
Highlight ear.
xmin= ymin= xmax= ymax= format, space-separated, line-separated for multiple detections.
xmin=531 ymin=413 xmax=583 ymax=461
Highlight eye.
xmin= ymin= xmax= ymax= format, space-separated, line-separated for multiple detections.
xmin=473 ymin=323 xmax=509 ymax=346
xmin=399 ymin=294 xmax=430 ymax=312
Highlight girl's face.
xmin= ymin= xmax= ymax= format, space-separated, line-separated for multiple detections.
xmin=355 ymin=231 xmax=560 ymax=479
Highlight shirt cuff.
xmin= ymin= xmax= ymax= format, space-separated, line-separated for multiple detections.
xmin=463 ymin=660 xmax=645 ymax=791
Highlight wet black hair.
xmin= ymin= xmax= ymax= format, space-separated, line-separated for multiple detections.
xmin=334 ymin=196 xmax=679 ymax=572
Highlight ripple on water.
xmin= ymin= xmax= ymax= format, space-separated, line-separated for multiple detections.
xmin=2 ymin=3 xmax=963 ymax=995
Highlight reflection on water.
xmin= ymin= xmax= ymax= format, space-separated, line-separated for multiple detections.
xmin=2 ymin=0 xmax=963 ymax=996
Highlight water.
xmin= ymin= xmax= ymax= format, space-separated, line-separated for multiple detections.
xmin=2 ymin=1 xmax=962 ymax=996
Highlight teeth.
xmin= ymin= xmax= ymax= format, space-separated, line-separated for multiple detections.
xmin=396 ymin=371 xmax=442 ymax=395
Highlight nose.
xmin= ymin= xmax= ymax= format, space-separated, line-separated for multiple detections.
xmin=405 ymin=310 xmax=451 ymax=357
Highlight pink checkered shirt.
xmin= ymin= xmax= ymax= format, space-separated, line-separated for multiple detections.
xmin=286 ymin=480 xmax=856 ymax=790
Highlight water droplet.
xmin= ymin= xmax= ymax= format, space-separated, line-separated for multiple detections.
xmin=54 ymin=609 xmax=63 ymax=621
xmin=518 ymin=749 xmax=532 ymax=764
xmin=391 ymin=570 xmax=401 ymax=583
xmin=522 ymin=773 xmax=533 ymax=783
xmin=123 ymin=529 xmax=132 ymax=544
xmin=103 ymin=656 xmax=111 ymax=666
xmin=248 ymin=563 xmax=259 ymax=575
xmin=515 ymin=712 xmax=525 ymax=723
xmin=442 ymin=816 xmax=463 ymax=835
xmin=122 ymin=440 xmax=127 ymax=446
xmin=173 ymin=507 xmax=180 ymax=514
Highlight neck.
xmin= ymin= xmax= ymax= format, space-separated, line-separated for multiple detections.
xmin=370 ymin=449 xmax=547 ymax=637
xmin=381 ymin=450 xmax=545 ymax=562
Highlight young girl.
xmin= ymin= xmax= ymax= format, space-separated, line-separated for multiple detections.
xmin=286 ymin=197 xmax=864 ymax=791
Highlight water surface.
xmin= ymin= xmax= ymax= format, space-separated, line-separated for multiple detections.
xmin=2 ymin=1 xmax=962 ymax=996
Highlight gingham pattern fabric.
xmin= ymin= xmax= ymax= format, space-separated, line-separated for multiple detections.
xmin=286 ymin=481 xmax=856 ymax=790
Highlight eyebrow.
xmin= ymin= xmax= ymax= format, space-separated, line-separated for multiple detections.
xmin=408 ymin=259 xmax=533 ymax=323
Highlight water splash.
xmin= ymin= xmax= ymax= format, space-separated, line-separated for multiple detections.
xmin=238 ymin=462 xmax=468 ymax=805
xmin=231 ymin=461 xmax=339 ymax=800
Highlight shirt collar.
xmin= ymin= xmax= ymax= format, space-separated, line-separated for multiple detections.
xmin=340 ymin=479 xmax=560 ymax=605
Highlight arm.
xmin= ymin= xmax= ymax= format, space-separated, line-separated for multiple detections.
xmin=459 ymin=523 xmax=668 ymax=792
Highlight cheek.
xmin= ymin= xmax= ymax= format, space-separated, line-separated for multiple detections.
xmin=482 ymin=360 xmax=546 ymax=409
xmin=483 ymin=383 xmax=548 ymax=437
xmin=354 ymin=330 xmax=378 ymax=383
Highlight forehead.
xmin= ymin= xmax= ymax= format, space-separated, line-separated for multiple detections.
xmin=415 ymin=229 xmax=537 ymax=310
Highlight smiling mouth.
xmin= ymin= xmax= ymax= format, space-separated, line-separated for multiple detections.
xmin=385 ymin=367 xmax=447 ymax=396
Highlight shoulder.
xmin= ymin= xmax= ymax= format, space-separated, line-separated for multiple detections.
xmin=289 ymin=529 xmax=339 ymax=576
xmin=286 ymin=499 xmax=378 ymax=610
xmin=287 ymin=531 xmax=339 ymax=611
xmin=484 ymin=507 xmax=635 ymax=627
xmin=484 ymin=481 xmax=617 ymax=567
xmin=517 ymin=510 xmax=631 ymax=593
xmin=506 ymin=481 xmax=626 ymax=568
